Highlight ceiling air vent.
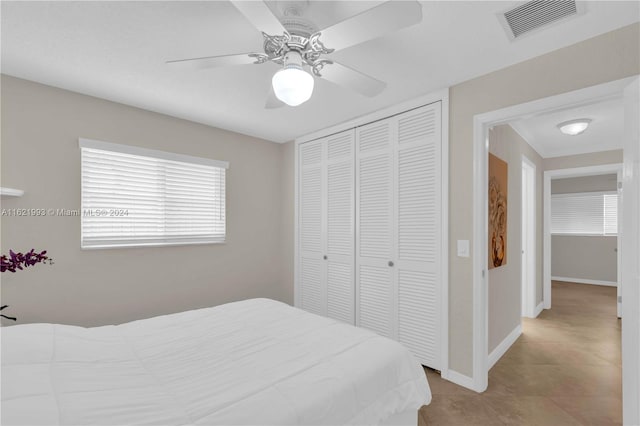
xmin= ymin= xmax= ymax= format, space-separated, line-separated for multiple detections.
xmin=499 ymin=1 xmax=585 ymax=40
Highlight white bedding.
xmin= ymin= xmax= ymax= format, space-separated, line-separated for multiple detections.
xmin=1 ymin=298 xmax=431 ymax=425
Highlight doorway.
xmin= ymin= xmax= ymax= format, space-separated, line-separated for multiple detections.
xmin=470 ymin=76 xmax=639 ymax=424
xmin=543 ymin=165 xmax=622 ymax=312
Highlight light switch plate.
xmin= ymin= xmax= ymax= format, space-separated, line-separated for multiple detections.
xmin=457 ymin=240 xmax=470 ymax=257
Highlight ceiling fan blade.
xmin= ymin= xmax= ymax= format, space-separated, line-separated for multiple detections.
xmin=231 ymin=0 xmax=288 ymax=36
xmin=166 ymin=53 xmax=264 ymax=70
xmin=265 ymin=86 xmax=285 ymax=109
xmin=317 ymin=1 xmax=422 ymax=52
xmin=319 ymin=62 xmax=386 ymax=97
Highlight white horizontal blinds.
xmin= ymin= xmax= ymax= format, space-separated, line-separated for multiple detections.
xmin=164 ymin=159 xmax=225 ymax=237
xmin=80 ymin=139 xmax=227 ymax=248
xmin=604 ymin=194 xmax=618 ymax=234
xmin=551 ymin=191 xmax=618 ymax=235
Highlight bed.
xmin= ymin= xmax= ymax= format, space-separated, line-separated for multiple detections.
xmin=1 ymin=298 xmax=431 ymax=425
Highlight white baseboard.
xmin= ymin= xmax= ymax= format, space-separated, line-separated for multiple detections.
xmin=534 ymin=302 xmax=544 ymax=317
xmin=488 ymin=324 xmax=522 ymax=370
xmin=551 ymin=276 xmax=617 ymax=287
xmin=441 ymin=369 xmax=476 ymax=392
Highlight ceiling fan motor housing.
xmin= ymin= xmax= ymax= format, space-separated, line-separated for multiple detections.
xmin=283 ymin=50 xmax=304 ymax=70
xmin=281 ymin=17 xmax=317 ymax=38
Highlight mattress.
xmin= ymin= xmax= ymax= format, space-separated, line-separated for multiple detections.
xmin=1 ymin=298 xmax=431 ymax=425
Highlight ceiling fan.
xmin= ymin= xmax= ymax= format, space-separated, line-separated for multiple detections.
xmin=167 ymin=0 xmax=423 ymax=107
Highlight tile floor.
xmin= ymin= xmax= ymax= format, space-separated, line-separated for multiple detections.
xmin=419 ymin=281 xmax=621 ymax=426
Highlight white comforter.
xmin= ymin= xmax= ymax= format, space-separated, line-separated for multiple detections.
xmin=1 ymin=298 xmax=430 ymax=425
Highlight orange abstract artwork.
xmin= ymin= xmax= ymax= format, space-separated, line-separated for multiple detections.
xmin=489 ymin=153 xmax=508 ymax=269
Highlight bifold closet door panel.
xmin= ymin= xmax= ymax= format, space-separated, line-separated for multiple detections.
xmin=326 ymin=131 xmax=355 ymax=324
xmin=299 ymin=140 xmax=325 ymax=316
xmin=298 ymin=100 xmax=444 ymax=369
xmin=355 ymin=119 xmax=395 ymax=338
xmin=394 ymin=103 xmax=442 ymax=369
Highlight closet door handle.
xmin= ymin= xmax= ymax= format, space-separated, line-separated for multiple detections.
xmin=388 ymin=261 xmax=394 ymax=267
xmin=323 ymin=255 xmax=328 ymax=260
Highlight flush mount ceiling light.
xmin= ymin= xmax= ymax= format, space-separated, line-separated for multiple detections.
xmin=272 ymin=51 xmax=314 ymax=107
xmin=557 ymin=119 xmax=592 ymax=136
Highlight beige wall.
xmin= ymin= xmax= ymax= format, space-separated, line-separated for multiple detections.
xmin=545 ymin=150 xmax=623 ymax=170
xmin=487 ymin=124 xmax=543 ymax=353
xmin=551 ymin=174 xmax=618 ymax=193
xmin=1 ymin=75 xmax=290 ymax=326
xmin=448 ymin=23 xmax=639 ymax=376
xmin=279 ymin=141 xmax=295 ymax=304
xmin=552 ymin=236 xmax=617 ymax=283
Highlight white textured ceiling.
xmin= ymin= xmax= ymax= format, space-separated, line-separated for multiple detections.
xmin=1 ymin=1 xmax=638 ymax=143
xmin=510 ymin=97 xmax=624 ymax=158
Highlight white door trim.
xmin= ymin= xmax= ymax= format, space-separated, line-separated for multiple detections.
xmin=294 ymin=141 xmax=300 ymax=308
xmin=521 ymin=155 xmax=537 ymax=318
xmin=471 ymin=75 xmax=636 ymax=393
xmin=616 ymin=170 xmax=622 ymax=319
xmin=472 ymin=113 xmax=489 ymax=392
xmin=621 ymin=76 xmax=640 ymax=426
xmin=543 ymin=162 xmax=622 ymax=310
xmin=294 ymin=88 xmax=450 ymax=379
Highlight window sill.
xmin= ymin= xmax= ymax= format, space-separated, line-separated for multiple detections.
xmin=81 ymin=240 xmax=226 ymax=250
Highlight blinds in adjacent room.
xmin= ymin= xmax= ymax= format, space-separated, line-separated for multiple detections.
xmin=551 ymin=191 xmax=618 ymax=235
xmin=80 ymin=139 xmax=228 ymax=248
xmin=603 ymin=193 xmax=618 ymax=235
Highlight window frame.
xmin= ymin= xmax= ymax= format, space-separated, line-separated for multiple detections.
xmin=79 ymin=138 xmax=229 ymax=249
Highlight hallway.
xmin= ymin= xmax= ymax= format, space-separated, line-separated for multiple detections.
xmin=420 ymin=281 xmax=621 ymax=425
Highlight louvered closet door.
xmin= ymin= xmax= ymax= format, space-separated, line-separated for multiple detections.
xmin=394 ymin=103 xmax=442 ymax=369
xmin=299 ymin=140 xmax=325 ymax=316
xmin=355 ymin=120 xmax=395 ymax=338
xmin=326 ymin=131 xmax=355 ymax=324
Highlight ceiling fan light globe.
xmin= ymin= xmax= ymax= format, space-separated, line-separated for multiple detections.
xmin=272 ymin=66 xmax=314 ymax=107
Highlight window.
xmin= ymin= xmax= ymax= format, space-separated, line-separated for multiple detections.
xmin=80 ymin=139 xmax=228 ymax=248
xmin=551 ymin=191 xmax=617 ymax=235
